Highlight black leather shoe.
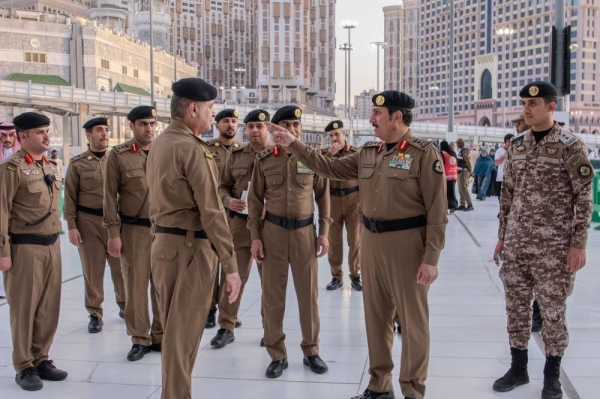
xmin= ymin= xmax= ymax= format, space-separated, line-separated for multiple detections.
xmin=260 ymin=337 xmax=265 ymax=347
xmin=235 ymin=319 xmax=242 ymax=328
xmin=118 ymin=310 xmax=124 ymax=319
xmin=211 ymin=329 xmax=235 ymax=348
xmin=351 ymin=277 xmax=362 ymax=291
xmin=456 ymin=205 xmax=466 ymax=211
xmin=205 ymin=309 xmax=216 ymax=329
xmin=265 ymin=358 xmax=288 ymax=378
xmin=350 ymin=389 xmax=395 ymax=399
xmin=36 ymin=360 xmax=68 ymax=381
xmin=464 ymin=205 xmax=474 ymax=211
xmin=303 ymin=355 xmax=328 ymax=374
xmin=88 ymin=316 xmax=103 ymax=333
xmin=127 ymin=344 xmax=151 ymax=361
xmin=326 ymin=278 xmax=343 ymax=291
xmin=15 ymin=367 xmax=43 ymax=391
xmin=150 ymin=343 xmax=161 ymax=352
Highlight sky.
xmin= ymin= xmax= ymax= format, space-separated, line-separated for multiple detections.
xmin=334 ymin=0 xmax=401 ymax=106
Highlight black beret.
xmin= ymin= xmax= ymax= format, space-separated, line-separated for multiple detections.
xmin=127 ymin=105 xmax=157 ymax=122
xmin=244 ymin=109 xmax=270 ymax=123
xmin=215 ymin=108 xmax=239 ymax=122
xmin=519 ymin=81 xmax=558 ymax=98
xmin=83 ymin=117 xmax=109 ymax=130
xmin=372 ymin=90 xmax=415 ymax=110
xmin=13 ymin=112 xmax=50 ymax=130
xmin=325 ymin=120 xmax=344 ymax=132
xmin=271 ymin=105 xmax=303 ymax=125
xmin=172 ymin=77 xmax=218 ymax=101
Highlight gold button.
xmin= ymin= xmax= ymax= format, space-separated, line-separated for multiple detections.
xmin=375 ymin=190 xmax=379 ymax=193
xmin=288 ymin=188 xmax=292 ymax=191
xmin=160 ymin=254 xmax=165 ymax=259
xmin=187 ymin=242 xmax=193 ymax=247
xmin=394 ymin=173 xmax=398 ymax=177
xmin=378 ymin=172 xmax=382 ymax=176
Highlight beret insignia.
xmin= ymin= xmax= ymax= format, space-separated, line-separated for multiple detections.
xmin=259 ymin=113 xmax=266 ymax=121
xmin=528 ymin=86 xmax=539 ymax=96
xmin=333 ymin=122 xmax=339 ymax=129
xmin=294 ymin=109 xmax=302 ymax=118
xmin=151 ymin=109 xmax=157 ymax=117
xmin=233 ymin=110 xmax=239 ymax=118
xmin=375 ymin=95 xmax=385 ymax=106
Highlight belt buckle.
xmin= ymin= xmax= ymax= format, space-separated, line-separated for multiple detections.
xmin=286 ymin=218 xmax=297 ymax=229
xmin=369 ymin=220 xmax=378 ymax=233
xmin=340 ymin=190 xmax=346 ymax=196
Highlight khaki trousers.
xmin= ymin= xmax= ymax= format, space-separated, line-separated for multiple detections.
xmin=457 ymin=170 xmax=472 ymax=206
xmin=121 ymin=223 xmax=163 ymax=346
xmin=151 ymin=232 xmax=217 ymax=399
xmin=217 ymin=216 xmax=260 ymax=331
xmin=327 ymin=191 xmax=361 ymax=279
xmin=4 ymin=241 xmax=62 ymax=373
xmin=261 ymin=220 xmax=320 ymax=361
xmin=362 ymin=227 xmax=430 ymax=399
xmin=76 ymin=211 xmax=125 ymax=318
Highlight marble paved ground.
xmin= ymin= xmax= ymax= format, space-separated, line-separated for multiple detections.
xmin=0 ymin=192 xmax=598 ymax=399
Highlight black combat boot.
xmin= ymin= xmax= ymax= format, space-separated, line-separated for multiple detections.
xmin=542 ymin=355 xmax=563 ymax=399
xmin=492 ymin=348 xmax=530 ymax=392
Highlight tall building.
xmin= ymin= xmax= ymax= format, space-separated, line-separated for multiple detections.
xmin=0 ymin=0 xmax=90 ymax=16
xmin=386 ymin=0 xmax=599 ymax=134
xmin=354 ymin=89 xmax=376 ymax=120
xmin=383 ymin=1 xmax=419 ymax=114
xmin=255 ymin=0 xmax=336 ymax=108
xmin=88 ymin=1 xmax=129 ymax=31
xmin=129 ymin=0 xmax=170 ymax=51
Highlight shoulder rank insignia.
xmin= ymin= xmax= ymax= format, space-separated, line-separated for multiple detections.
xmin=70 ymin=152 xmax=87 ymax=163
xmin=204 ymin=151 xmax=214 ymax=159
xmin=363 ymin=141 xmax=381 ymax=148
xmin=409 ymin=138 xmax=433 ymax=151
xmin=113 ymin=142 xmax=131 ymax=154
xmin=558 ymin=131 xmax=578 ymax=147
xmin=257 ymin=147 xmax=274 ymax=160
xmin=232 ymin=145 xmax=245 ymax=153
xmin=511 ymin=132 xmax=526 ymax=143
xmin=6 ymin=163 xmax=17 ymax=172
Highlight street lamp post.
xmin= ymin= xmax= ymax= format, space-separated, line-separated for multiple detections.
xmin=447 ymin=0 xmax=455 ymax=141
xmin=149 ymin=0 xmax=155 ymax=105
xmin=234 ymin=66 xmax=246 ymax=104
xmin=338 ymin=43 xmax=353 ymax=119
xmin=496 ymin=27 xmax=515 ymax=128
xmin=342 ymin=21 xmax=357 ymax=119
xmin=370 ymin=41 xmax=387 ymax=91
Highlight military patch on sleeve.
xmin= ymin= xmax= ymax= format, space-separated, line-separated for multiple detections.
xmin=433 ymin=160 xmax=443 ymax=174
xmin=579 ymin=165 xmax=591 ymax=177
xmin=570 ymin=156 xmax=583 ymax=168
xmin=6 ymin=164 xmax=17 ymax=172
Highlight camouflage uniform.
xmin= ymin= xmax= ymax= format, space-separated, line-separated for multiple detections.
xmin=499 ymin=122 xmax=594 ymax=356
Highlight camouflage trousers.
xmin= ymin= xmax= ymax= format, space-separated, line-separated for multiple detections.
xmin=499 ymin=237 xmax=575 ymax=357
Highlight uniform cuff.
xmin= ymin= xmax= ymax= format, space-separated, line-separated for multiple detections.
xmin=220 ymin=256 xmax=238 ymax=274
xmin=107 ymin=225 xmax=121 ymax=239
xmin=0 ymin=245 xmax=9 ymax=258
xmin=250 ymin=228 xmax=261 ymax=242
xmin=66 ymin=219 xmax=77 ymax=230
xmin=318 ymin=222 xmax=329 ymax=237
xmin=423 ymin=250 xmax=441 ymax=267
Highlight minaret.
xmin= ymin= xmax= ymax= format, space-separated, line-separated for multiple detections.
xmin=88 ymin=1 xmax=129 ymax=31
xmin=129 ymin=0 xmax=170 ymax=50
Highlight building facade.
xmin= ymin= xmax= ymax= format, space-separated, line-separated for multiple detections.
xmin=354 ymin=89 xmax=376 ymax=120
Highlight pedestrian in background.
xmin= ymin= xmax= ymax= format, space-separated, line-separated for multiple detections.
xmin=473 ymin=148 xmax=495 ymax=201
xmin=440 ymin=140 xmax=458 ymax=213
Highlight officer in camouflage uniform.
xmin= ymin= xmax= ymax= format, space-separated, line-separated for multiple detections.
xmin=493 ymin=82 xmax=593 ymax=399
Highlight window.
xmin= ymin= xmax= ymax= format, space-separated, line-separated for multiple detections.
xmin=134 ymin=69 xmax=139 ymax=78
xmin=24 ymin=52 xmax=46 ymax=63
xmin=122 ymin=66 xmax=127 ymax=75
xmin=101 ymin=59 xmax=110 ymax=70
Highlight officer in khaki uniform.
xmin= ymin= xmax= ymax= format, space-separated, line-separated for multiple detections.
xmin=456 ymin=138 xmax=473 ymax=211
xmin=103 ymin=106 xmax=163 ymax=362
xmin=322 ymin=120 xmax=362 ymax=291
xmin=64 ymin=117 xmax=125 ymax=333
xmin=205 ymin=108 xmax=244 ymax=329
xmin=0 ymin=112 xmax=68 ymax=391
xmin=272 ymin=91 xmax=447 ymax=399
xmin=248 ymin=105 xmax=331 ymax=379
xmin=210 ymin=109 xmax=272 ymax=348
xmin=146 ymin=77 xmax=242 ymax=399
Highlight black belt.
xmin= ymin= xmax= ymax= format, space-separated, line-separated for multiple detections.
xmin=228 ymin=209 xmax=248 ymax=220
xmin=10 ymin=233 xmax=59 ymax=246
xmin=120 ymin=213 xmax=152 ymax=227
xmin=155 ymin=225 xmax=208 ymax=239
xmin=77 ymin=205 xmax=103 ymax=217
xmin=330 ymin=186 xmax=359 ymax=196
xmin=362 ymin=215 xmax=427 ymax=233
xmin=265 ymin=211 xmax=313 ymax=230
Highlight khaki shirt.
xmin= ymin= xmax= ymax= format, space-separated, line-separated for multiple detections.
xmin=322 ymin=144 xmax=359 ymax=189
xmin=218 ymin=143 xmax=270 ymax=210
xmin=287 ymin=130 xmax=447 ymax=266
xmin=207 ymin=137 xmax=243 ymax=177
xmin=247 ymin=144 xmax=331 ymax=241
xmin=499 ymin=123 xmax=594 ymax=248
xmin=0 ymin=151 xmax=62 ymax=257
xmin=146 ymin=119 xmax=238 ymax=273
xmin=103 ymin=139 xmax=150 ymax=239
xmin=63 ymin=149 xmax=108 ymax=230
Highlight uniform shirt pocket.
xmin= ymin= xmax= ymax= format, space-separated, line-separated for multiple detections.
xmin=125 ymin=164 xmax=145 ymax=178
xmin=264 ymin=168 xmax=283 ymax=187
xmin=360 ymin=163 xmax=376 ymax=179
xmin=154 ymin=245 xmax=178 ymax=261
xmin=385 ymin=168 xmax=410 ymax=180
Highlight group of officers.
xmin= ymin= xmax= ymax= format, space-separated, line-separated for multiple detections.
xmin=0 ymin=78 xmax=593 ymax=399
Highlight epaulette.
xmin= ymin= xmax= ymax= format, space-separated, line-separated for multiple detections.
xmin=112 ymin=142 xmax=131 ymax=154
xmin=558 ymin=130 xmax=578 ymax=147
xmin=70 ymin=152 xmax=87 ymax=163
xmin=257 ymin=147 xmax=274 ymax=160
xmin=232 ymin=145 xmax=246 ymax=153
xmin=511 ymin=132 xmax=526 ymax=142
xmin=363 ymin=141 xmax=381 ymax=148
xmin=408 ymin=137 xmax=434 ymax=151
xmin=5 ymin=158 xmax=20 ymax=172
xmin=321 ymin=148 xmax=329 ymax=155
xmin=207 ymin=138 xmax=219 ymax=147
xmin=349 ymin=145 xmax=358 ymax=152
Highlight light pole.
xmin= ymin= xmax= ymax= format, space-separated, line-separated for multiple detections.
xmin=446 ymin=0 xmax=455 ymax=141
xmin=234 ymin=66 xmax=246 ymax=104
xmin=342 ymin=21 xmax=357 ymax=119
xmin=149 ymin=0 xmax=155 ymax=105
xmin=338 ymin=43 xmax=353 ymax=118
xmin=495 ymin=27 xmax=515 ymax=128
xmin=370 ymin=41 xmax=387 ymax=92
